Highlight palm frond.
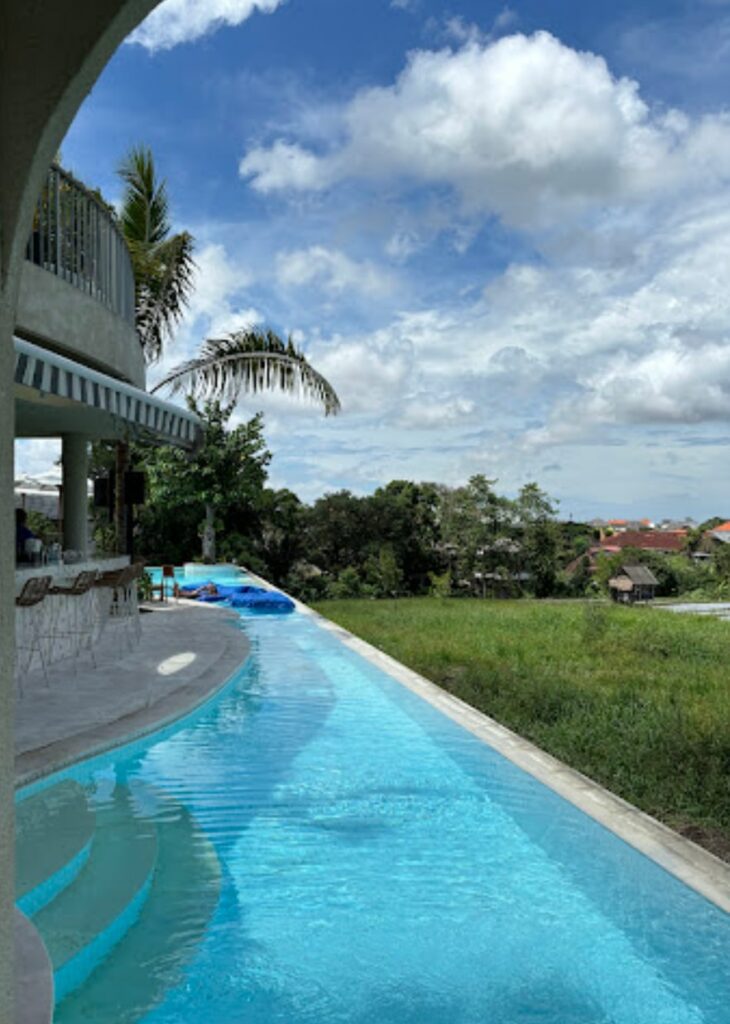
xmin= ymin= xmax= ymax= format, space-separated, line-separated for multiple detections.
xmin=118 ymin=146 xmax=170 ymax=246
xmin=151 ymin=329 xmax=341 ymax=416
xmin=118 ymin=146 xmax=197 ymax=361
xmin=134 ymin=231 xmax=196 ymax=363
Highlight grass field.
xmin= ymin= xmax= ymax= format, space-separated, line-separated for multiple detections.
xmin=312 ymin=598 xmax=730 ymax=859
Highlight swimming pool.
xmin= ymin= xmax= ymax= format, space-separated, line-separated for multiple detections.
xmin=16 ymin=603 xmax=730 ymax=1023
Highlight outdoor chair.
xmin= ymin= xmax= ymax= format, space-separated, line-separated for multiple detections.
xmin=15 ymin=575 xmax=52 ymax=694
xmin=150 ymin=564 xmax=176 ymax=602
xmin=96 ymin=565 xmax=141 ymax=652
xmin=47 ymin=569 xmax=100 ymax=669
xmin=94 ymin=567 xmax=128 ymax=646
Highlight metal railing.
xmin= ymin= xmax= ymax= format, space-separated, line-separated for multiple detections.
xmin=25 ymin=164 xmax=136 ymax=328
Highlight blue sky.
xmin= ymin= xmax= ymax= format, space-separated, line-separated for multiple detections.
xmin=17 ymin=0 xmax=730 ymax=520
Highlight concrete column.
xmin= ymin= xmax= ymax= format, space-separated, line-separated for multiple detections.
xmin=0 ymin=291 xmax=17 ymax=1024
xmin=62 ymin=434 xmax=89 ymax=556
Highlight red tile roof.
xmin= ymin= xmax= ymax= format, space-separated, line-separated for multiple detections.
xmin=712 ymin=521 xmax=730 ymax=533
xmin=599 ymin=530 xmax=686 ymax=552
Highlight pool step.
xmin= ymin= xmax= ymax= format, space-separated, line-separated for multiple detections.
xmin=54 ymin=786 xmax=222 ymax=1024
xmin=16 ymin=780 xmax=96 ymax=916
xmin=32 ymin=784 xmax=158 ymax=1003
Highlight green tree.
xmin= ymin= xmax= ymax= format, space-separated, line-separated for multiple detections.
xmin=112 ymin=147 xmax=196 ymax=554
xmin=516 ymin=482 xmax=559 ymax=597
xmin=438 ymin=476 xmax=514 ymax=591
xmin=255 ymin=488 xmax=306 ymax=585
xmin=137 ymin=401 xmax=270 ymax=563
xmin=118 ymin=146 xmax=196 ymax=363
xmin=369 ymin=481 xmax=440 ymax=592
xmin=364 ymin=545 xmax=404 ymax=597
xmin=305 ymin=490 xmax=373 ymax=574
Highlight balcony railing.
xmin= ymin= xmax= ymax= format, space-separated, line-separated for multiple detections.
xmin=25 ymin=164 xmax=136 ymax=328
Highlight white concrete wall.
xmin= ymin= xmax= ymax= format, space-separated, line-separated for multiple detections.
xmin=17 ymin=262 xmax=145 ymax=387
xmin=0 ymin=4 xmax=163 ymax=1018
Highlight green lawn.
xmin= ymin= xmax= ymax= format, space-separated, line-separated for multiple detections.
xmin=312 ymin=597 xmax=730 ymax=859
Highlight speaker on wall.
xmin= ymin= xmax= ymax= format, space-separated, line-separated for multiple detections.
xmin=93 ymin=476 xmax=113 ymax=508
xmin=124 ymin=470 xmax=146 ymax=505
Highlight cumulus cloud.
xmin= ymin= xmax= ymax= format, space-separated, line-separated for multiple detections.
xmin=129 ymin=0 xmax=286 ymax=52
xmin=308 ymin=332 xmax=415 ymax=415
xmin=527 ymin=341 xmax=730 ymax=449
xmin=239 ymin=31 xmax=730 ymax=226
xmin=276 ymin=246 xmax=394 ymax=296
xmin=397 ymin=395 xmax=477 ymax=428
xmin=239 ymin=141 xmax=332 ymax=192
xmin=14 ymin=439 xmax=61 ymax=481
xmin=493 ymin=6 xmax=518 ymax=32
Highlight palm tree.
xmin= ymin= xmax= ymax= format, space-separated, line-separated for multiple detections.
xmin=116 ymin=149 xmax=341 ymax=560
xmin=113 ymin=147 xmax=196 ymax=553
xmin=118 ymin=146 xmax=196 ymax=364
xmin=151 ymin=328 xmax=340 ymax=415
xmin=152 ymin=329 xmax=341 ymax=561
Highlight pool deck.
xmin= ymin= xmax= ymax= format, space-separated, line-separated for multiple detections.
xmin=15 ymin=599 xmax=250 ymax=1024
xmin=15 ymin=600 xmax=250 ymax=787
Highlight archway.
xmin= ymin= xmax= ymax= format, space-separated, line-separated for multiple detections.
xmin=0 ymin=3 xmax=163 ymax=1016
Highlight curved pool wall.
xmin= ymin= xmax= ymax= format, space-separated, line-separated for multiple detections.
xmin=182 ymin=563 xmax=243 ymax=580
xmin=16 ymin=605 xmax=730 ymax=1024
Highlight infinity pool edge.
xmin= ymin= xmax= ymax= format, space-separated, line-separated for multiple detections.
xmin=274 ymin=586 xmax=730 ymax=916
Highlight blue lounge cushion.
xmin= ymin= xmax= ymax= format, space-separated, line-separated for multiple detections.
xmin=229 ymin=590 xmax=295 ymax=613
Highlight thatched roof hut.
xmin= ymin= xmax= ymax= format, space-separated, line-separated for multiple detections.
xmin=608 ymin=564 xmax=659 ymax=603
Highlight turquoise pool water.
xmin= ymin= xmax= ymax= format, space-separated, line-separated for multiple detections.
xmin=16 ymin=603 xmax=730 ymax=1023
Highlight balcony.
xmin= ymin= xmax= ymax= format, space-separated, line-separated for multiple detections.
xmin=16 ymin=164 xmax=144 ymax=388
xmin=14 ymin=165 xmax=199 ymax=504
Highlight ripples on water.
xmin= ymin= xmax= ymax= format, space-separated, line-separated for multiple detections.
xmin=35 ymin=612 xmax=730 ymax=1024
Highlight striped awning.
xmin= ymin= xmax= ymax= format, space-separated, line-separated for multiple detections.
xmin=14 ymin=336 xmax=200 ymax=448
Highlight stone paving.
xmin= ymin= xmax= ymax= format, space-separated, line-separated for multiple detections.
xmin=15 ymin=601 xmax=250 ymax=786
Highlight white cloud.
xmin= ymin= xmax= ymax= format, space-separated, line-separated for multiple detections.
xmin=187 ymin=243 xmax=252 ymax=321
xmin=239 ymin=32 xmax=730 ymax=226
xmin=397 ymin=395 xmax=477 ymax=428
xmin=240 ymin=141 xmax=332 ymax=193
xmin=493 ymin=6 xmax=518 ymax=32
xmin=308 ymin=332 xmax=415 ymax=415
xmin=149 ymin=242 xmax=258 ymax=387
xmin=14 ymin=440 xmax=61 ymax=481
xmin=442 ymin=16 xmax=485 ymax=46
xmin=128 ymin=0 xmax=286 ymax=52
xmin=385 ymin=231 xmax=422 ymax=261
xmin=276 ymin=246 xmax=394 ymax=296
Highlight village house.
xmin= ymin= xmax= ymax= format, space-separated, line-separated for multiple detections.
xmin=608 ymin=564 xmax=660 ymax=603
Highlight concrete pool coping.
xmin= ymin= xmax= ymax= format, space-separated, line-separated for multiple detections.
xmin=243 ymin=570 xmax=730 ymax=915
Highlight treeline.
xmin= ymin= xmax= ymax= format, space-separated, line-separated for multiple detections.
xmin=89 ymin=403 xmax=594 ymax=601
xmin=88 ymin=404 xmax=730 ymax=602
